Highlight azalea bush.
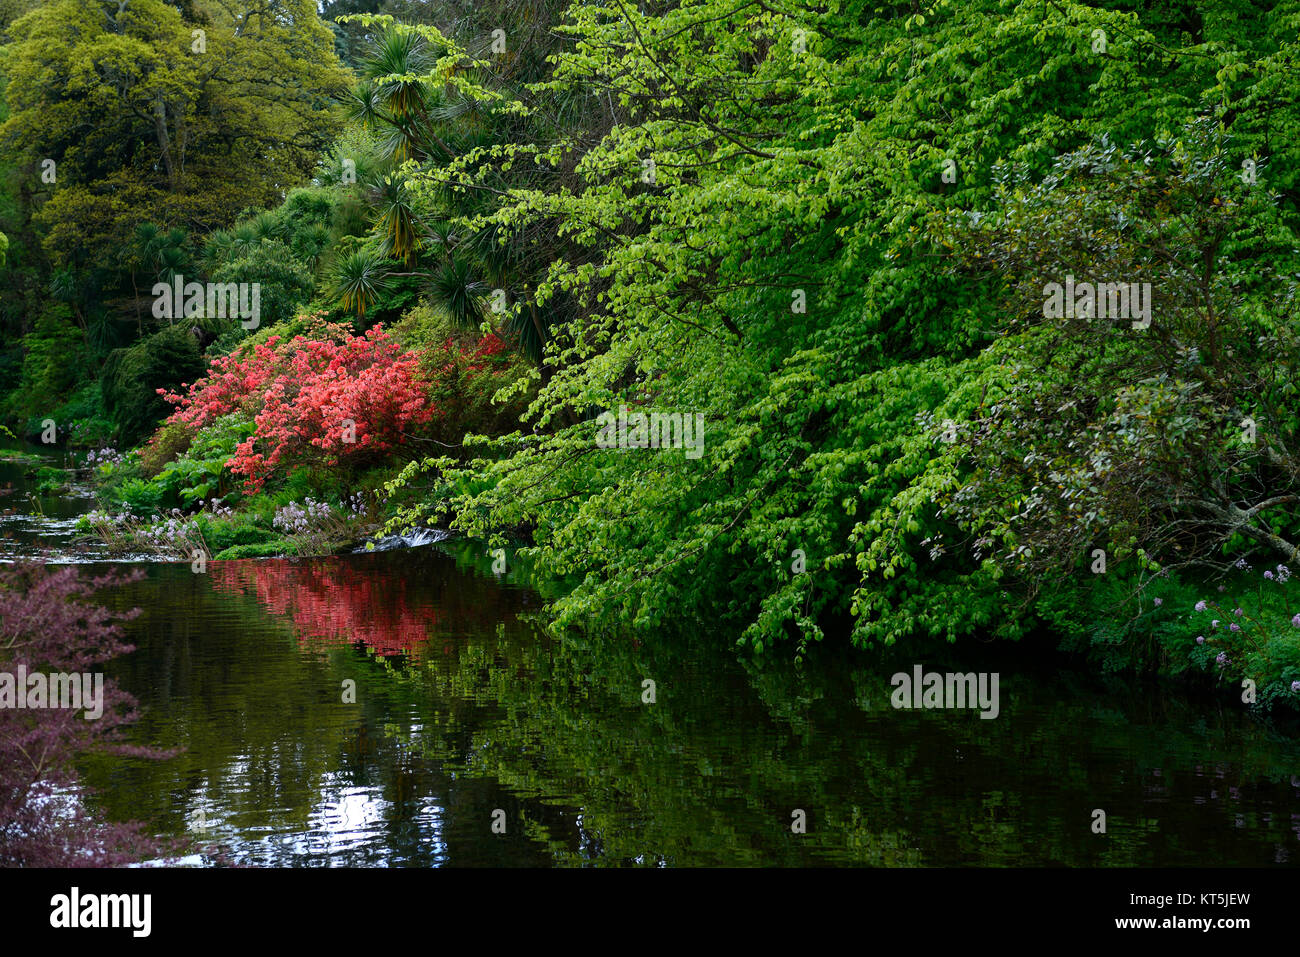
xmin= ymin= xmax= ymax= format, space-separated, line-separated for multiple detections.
xmin=417 ymin=332 xmax=527 ymax=446
xmin=390 ymin=303 xmax=533 ymax=446
xmin=160 ymin=316 xmax=434 ymax=490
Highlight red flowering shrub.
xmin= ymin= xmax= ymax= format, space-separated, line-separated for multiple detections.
xmin=161 ymin=318 xmax=434 ymax=490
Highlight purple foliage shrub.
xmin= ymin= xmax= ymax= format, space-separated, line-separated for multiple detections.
xmin=0 ymin=563 xmax=178 ymax=866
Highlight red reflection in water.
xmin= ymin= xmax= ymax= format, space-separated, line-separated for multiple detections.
xmin=211 ymin=559 xmax=436 ymax=659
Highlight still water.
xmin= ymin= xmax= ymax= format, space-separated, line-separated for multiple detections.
xmin=4 ymin=449 xmax=1300 ymax=866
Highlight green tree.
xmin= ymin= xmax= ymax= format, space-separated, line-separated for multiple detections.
xmin=210 ymin=242 xmax=316 ymax=331
xmin=382 ymin=0 xmax=1300 ymax=657
xmin=102 ymin=326 xmax=208 ymax=445
xmin=0 ymin=0 xmax=349 ymax=300
xmin=935 ymin=122 xmax=1300 ymax=583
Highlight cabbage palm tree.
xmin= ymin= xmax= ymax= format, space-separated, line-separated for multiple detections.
xmin=428 ymin=254 xmax=487 ymax=329
xmin=332 ymin=248 xmax=390 ymax=318
xmin=336 ymin=14 xmax=584 ymax=362
xmin=370 ymin=172 xmax=421 ymax=266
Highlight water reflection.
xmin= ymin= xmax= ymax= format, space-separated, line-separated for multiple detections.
xmin=72 ymin=548 xmax=1300 ymax=867
xmin=210 ymin=560 xmax=444 ymax=659
xmin=0 ymin=449 xmax=117 ymax=562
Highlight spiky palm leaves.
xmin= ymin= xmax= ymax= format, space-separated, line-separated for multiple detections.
xmin=202 ymin=230 xmax=235 ymax=274
xmin=346 ymin=80 xmax=388 ymax=129
xmin=201 ymin=222 xmax=263 ymax=276
xmin=250 ymin=211 xmax=284 ymax=243
xmin=133 ymin=223 xmax=190 ymax=283
xmin=332 ymin=248 xmax=390 ymax=318
xmin=131 ymin=223 xmax=163 ymax=267
xmin=346 ymin=80 xmax=416 ymax=162
xmin=426 ymin=227 xmax=554 ymax=361
xmin=49 ymin=267 xmax=78 ymax=303
xmin=334 ymin=20 xmax=568 ymax=360
xmin=366 ymin=28 xmax=434 ymax=122
xmin=371 ymin=173 xmax=421 ymax=266
xmin=428 ymin=255 xmax=487 ymax=329
xmin=347 ymin=28 xmax=442 ymax=164
xmin=292 ymin=224 xmax=333 ymax=269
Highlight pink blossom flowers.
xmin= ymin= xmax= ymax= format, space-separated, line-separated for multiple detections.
xmin=160 ymin=319 xmax=434 ymax=491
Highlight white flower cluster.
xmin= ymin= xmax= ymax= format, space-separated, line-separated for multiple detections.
xmin=273 ymin=498 xmax=333 ymax=534
xmin=83 ymin=509 xmax=127 ymax=527
xmin=84 ymin=447 xmax=123 ymax=467
xmin=203 ymin=498 xmax=234 ymax=518
xmin=138 ymin=511 xmax=200 ymax=549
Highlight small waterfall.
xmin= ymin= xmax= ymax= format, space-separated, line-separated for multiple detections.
xmin=354 ymin=526 xmax=450 ymax=552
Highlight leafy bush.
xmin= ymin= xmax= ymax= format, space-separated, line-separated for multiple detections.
xmin=212 ymin=541 xmax=293 ymax=560
xmin=102 ymin=325 xmax=208 ymax=445
xmin=1044 ymin=563 xmax=1300 ymax=712
xmin=934 ymin=126 xmax=1300 ymax=587
xmin=392 ymin=303 xmax=532 ymax=443
xmin=104 ymin=474 xmax=164 ymax=513
xmin=6 ymin=304 xmax=84 ymax=425
xmin=1186 ymin=564 xmax=1300 ymax=711
xmin=150 ymin=415 xmax=251 ymax=508
xmin=138 ymin=419 xmax=195 ymax=478
xmin=157 ymin=438 xmax=241 ymax=507
xmin=53 ymin=383 xmax=114 ymax=447
xmin=200 ymin=517 xmax=280 ymax=552
xmin=102 ymin=414 xmax=251 ymax=511
xmin=32 ymin=465 xmax=69 ymax=495
xmin=209 ymin=240 xmax=315 ymax=331
xmin=161 ymin=318 xmax=433 ymax=490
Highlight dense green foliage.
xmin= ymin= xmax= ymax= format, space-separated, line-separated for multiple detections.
xmin=102 ymin=326 xmax=209 ymax=445
xmin=5 ymin=0 xmax=1300 ymax=708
